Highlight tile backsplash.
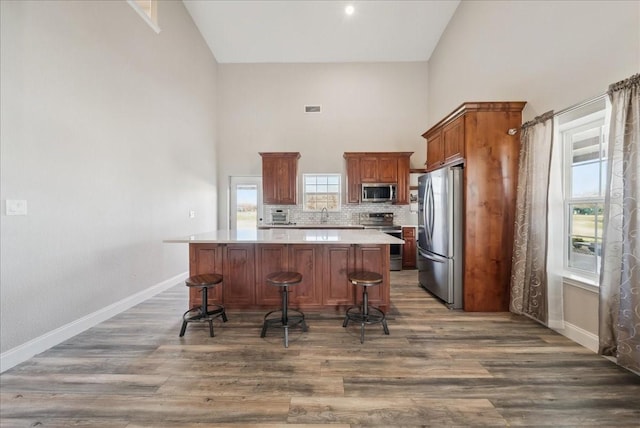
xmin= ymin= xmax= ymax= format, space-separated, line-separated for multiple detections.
xmin=263 ymin=203 xmax=416 ymax=226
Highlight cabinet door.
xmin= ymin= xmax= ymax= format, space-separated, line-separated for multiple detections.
xmin=288 ymin=245 xmax=323 ymax=308
xmin=189 ymin=244 xmax=224 ymax=308
xmin=222 ymin=244 xmax=255 ymax=307
xmin=354 ymin=245 xmax=390 ymax=309
xmin=378 ymin=157 xmax=398 ymax=183
xmin=255 ymin=244 xmax=288 ymax=306
xmin=345 ymin=156 xmax=361 ymax=204
xmin=425 ymin=131 xmax=443 ymax=171
xmin=360 ymin=157 xmax=379 ymax=182
xmin=276 ymin=156 xmax=298 ymax=204
xmin=323 ymin=245 xmax=356 ymax=306
xmin=402 ymin=227 xmax=416 ymax=269
xmin=261 ymin=153 xmax=299 ymax=205
xmin=395 ymin=156 xmax=410 ymax=205
xmin=443 ymin=116 xmax=465 ymax=164
xmin=261 ymin=157 xmax=279 ymax=204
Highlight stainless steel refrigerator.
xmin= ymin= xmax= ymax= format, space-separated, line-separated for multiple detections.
xmin=418 ymin=166 xmax=463 ymax=309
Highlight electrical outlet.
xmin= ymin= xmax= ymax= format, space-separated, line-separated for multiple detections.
xmin=6 ymin=200 xmax=27 ymax=216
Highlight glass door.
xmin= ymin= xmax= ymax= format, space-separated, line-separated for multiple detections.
xmin=229 ymin=176 xmax=262 ymax=230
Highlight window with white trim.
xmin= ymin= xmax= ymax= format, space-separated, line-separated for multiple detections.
xmin=303 ymin=174 xmax=341 ymax=211
xmin=128 ymin=0 xmax=160 ymax=33
xmin=559 ymin=101 xmax=608 ymax=279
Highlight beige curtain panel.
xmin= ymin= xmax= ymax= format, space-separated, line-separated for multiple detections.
xmin=599 ymin=73 xmax=640 ymax=374
xmin=510 ymin=111 xmax=554 ymax=324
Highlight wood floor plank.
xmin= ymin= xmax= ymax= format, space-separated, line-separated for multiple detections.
xmin=1 ymin=270 xmax=639 ymax=427
xmin=288 ymin=397 xmax=506 ymax=426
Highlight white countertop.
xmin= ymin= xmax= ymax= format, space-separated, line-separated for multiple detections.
xmin=259 ymin=223 xmax=365 ymax=229
xmin=165 ymin=229 xmax=405 ymax=245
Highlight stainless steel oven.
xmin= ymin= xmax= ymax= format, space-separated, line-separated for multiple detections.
xmin=358 ymin=212 xmax=403 ymax=271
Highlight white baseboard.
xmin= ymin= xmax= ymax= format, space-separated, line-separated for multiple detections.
xmin=555 ymin=321 xmax=599 ymax=353
xmin=0 ymin=272 xmax=188 ymax=373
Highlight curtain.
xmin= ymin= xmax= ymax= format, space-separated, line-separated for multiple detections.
xmin=599 ymin=73 xmax=640 ymax=373
xmin=510 ymin=111 xmax=554 ymax=324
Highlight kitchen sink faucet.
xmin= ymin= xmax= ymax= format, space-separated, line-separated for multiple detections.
xmin=320 ymin=207 xmax=329 ymax=224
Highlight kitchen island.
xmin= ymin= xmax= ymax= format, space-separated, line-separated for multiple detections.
xmin=165 ymin=229 xmax=404 ymax=312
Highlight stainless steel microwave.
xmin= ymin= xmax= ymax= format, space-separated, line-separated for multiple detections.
xmin=361 ymin=183 xmax=397 ymax=203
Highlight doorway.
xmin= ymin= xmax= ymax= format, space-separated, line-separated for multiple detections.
xmin=229 ymin=176 xmax=262 ymax=230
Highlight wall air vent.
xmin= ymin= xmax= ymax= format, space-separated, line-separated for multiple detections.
xmin=304 ymin=105 xmax=321 ymax=113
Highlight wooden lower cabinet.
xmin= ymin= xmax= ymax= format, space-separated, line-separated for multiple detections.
xmin=223 ymin=244 xmax=256 ymax=307
xmin=354 ymin=245 xmax=390 ymax=309
xmin=188 ymin=242 xmax=390 ymax=311
xmin=255 ymin=244 xmax=288 ymax=307
xmin=322 ymin=244 xmax=356 ymax=307
xmin=287 ymin=245 xmax=324 ymax=308
xmin=188 ymin=244 xmax=225 ymax=309
xmin=402 ymin=227 xmax=416 ymax=269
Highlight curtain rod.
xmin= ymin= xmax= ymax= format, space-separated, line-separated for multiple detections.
xmin=554 ymin=93 xmax=606 ymax=117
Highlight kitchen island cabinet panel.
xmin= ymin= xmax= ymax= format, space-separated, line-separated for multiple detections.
xmin=322 ymin=245 xmax=356 ymax=307
xmin=188 ymin=244 xmax=224 ymax=308
xmin=223 ymin=244 xmax=256 ymax=307
xmin=354 ymin=245 xmax=390 ymax=309
xmin=255 ymin=244 xmax=289 ymax=306
xmin=288 ymin=245 xmax=324 ymax=308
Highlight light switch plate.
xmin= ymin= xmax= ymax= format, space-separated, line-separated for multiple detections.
xmin=189 ymin=210 xmax=195 ymax=218
xmin=6 ymin=200 xmax=27 ymax=216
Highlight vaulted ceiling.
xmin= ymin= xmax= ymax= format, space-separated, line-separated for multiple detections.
xmin=182 ymin=0 xmax=460 ymax=63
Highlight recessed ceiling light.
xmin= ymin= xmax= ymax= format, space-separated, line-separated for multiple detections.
xmin=345 ymin=4 xmax=355 ymax=16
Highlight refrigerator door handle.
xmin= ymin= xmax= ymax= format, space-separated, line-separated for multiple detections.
xmin=427 ymin=179 xmax=435 ymax=244
xmin=418 ymin=248 xmax=445 ymax=263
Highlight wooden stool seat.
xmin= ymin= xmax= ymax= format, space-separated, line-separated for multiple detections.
xmin=185 ymin=273 xmax=223 ymax=288
xmin=343 ymin=271 xmax=389 ymax=343
xmin=180 ymin=274 xmax=227 ymax=337
xmin=266 ymin=271 xmax=303 ymax=286
xmin=261 ymin=271 xmax=308 ymax=348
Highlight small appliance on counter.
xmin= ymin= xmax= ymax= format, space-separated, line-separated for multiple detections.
xmin=270 ymin=209 xmax=290 ymax=225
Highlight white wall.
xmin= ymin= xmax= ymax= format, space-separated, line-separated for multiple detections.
xmin=0 ymin=1 xmax=218 ymax=356
xmin=217 ymin=62 xmax=429 ymax=228
xmin=427 ymin=0 xmax=640 ymax=125
xmin=426 ymin=0 xmax=639 ymax=345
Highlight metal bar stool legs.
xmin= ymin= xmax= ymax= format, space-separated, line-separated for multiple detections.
xmin=343 ymin=271 xmax=389 ymax=343
xmin=260 ymin=271 xmax=308 ymax=348
xmin=179 ymin=274 xmax=227 ymax=337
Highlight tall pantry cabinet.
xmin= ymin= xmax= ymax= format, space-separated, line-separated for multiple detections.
xmin=422 ymin=102 xmax=526 ymax=312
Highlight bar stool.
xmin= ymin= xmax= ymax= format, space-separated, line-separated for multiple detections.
xmin=260 ymin=271 xmax=308 ymax=348
xmin=179 ymin=273 xmax=228 ymax=337
xmin=343 ymin=271 xmax=389 ymax=343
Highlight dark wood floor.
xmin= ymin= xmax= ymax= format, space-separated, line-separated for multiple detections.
xmin=2 ymin=270 xmax=639 ymax=427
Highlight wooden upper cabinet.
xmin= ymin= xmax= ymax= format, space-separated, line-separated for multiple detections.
xmin=395 ymin=155 xmax=410 ymax=205
xmin=424 ymin=130 xmax=443 ymax=171
xmin=423 ymin=115 xmax=464 ymax=171
xmin=343 ymin=152 xmax=413 ymax=204
xmin=345 ymin=155 xmax=361 ymax=204
xmin=378 ymin=157 xmax=398 ymax=183
xmin=443 ymin=116 xmax=465 ymax=164
xmin=260 ymin=152 xmax=300 ymax=205
xmin=360 ymin=156 xmax=379 ymax=183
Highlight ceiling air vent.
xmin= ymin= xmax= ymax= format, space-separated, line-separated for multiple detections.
xmin=305 ymin=105 xmax=321 ymax=113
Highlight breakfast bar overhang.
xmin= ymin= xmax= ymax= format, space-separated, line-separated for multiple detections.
xmin=165 ymin=229 xmax=405 ymax=312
